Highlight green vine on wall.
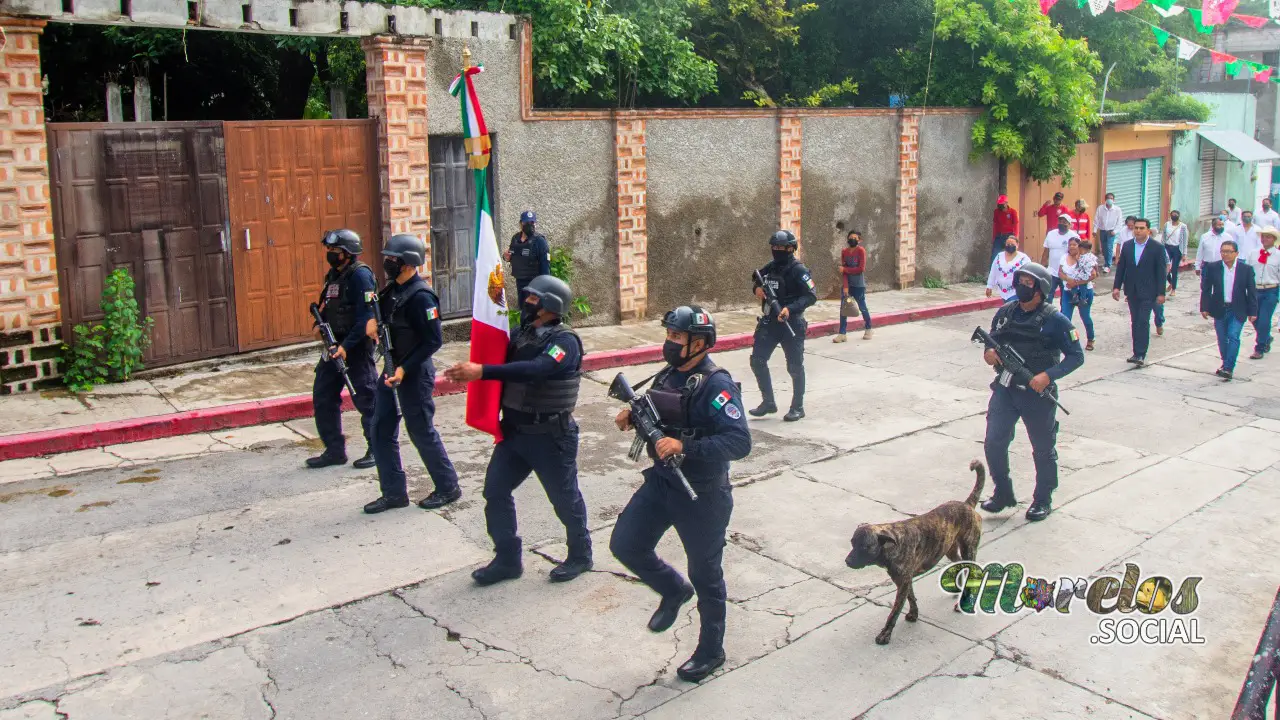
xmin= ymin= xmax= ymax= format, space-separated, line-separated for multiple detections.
xmin=61 ymin=268 xmax=155 ymax=392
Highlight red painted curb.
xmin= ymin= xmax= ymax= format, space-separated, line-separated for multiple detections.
xmin=0 ymin=296 xmax=1001 ymax=461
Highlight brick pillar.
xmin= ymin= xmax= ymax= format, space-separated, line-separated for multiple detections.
xmin=895 ymin=109 xmax=922 ymax=288
xmin=778 ymin=115 xmax=803 ymax=252
xmin=615 ymin=118 xmax=648 ymax=322
xmin=0 ymin=18 xmax=60 ymax=394
xmin=362 ymin=35 xmax=431 ymax=273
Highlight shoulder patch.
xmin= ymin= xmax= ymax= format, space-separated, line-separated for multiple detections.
xmin=364 ymin=290 xmax=376 ymax=303
xmin=711 ymin=390 xmax=732 ymax=410
xmin=425 ymin=306 xmax=439 ymax=321
xmin=547 ymin=344 xmax=567 ymax=362
xmin=725 ymin=403 xmax=742 ymax=420
xmin=802 ymin=274 xmax=816 ymax=291
xmin=1069 ymin=329 xmax=1079 ymax=342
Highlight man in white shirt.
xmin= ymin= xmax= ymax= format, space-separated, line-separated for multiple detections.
xmin=1236 ymin=210 xmax=1263 ymax=258
xmin=1197 ymin=217 xmax=1231 ymax=274
xmin=1095 ymin=193 xmax=1123 ymax=272
xmin=1247 ymin=226 xmax=1280 ymax=359
xmin=1255 ymin=198 xmax=1280 ymax=230
xmin=1227 ymin=198 xmax=1243 ymax=225
xmin=1162 ymin=210 xmax=1189 ymax=297
xmin=1041 ymin=214 xmax=1078 ymax=297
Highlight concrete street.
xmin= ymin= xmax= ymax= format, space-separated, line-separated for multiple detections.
xmin=2 ymin=282 xmax=1277 ymax=719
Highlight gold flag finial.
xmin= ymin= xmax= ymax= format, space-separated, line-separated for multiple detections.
xmin=462 ymin=45 xmax=472 ymax=71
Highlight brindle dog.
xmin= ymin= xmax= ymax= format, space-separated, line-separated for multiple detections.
xmin=845 ymin=460 xmax=985 ymax=645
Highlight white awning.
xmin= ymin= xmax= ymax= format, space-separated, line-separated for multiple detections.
xmin=1197 ymin=130 xmax=1280 ymax=163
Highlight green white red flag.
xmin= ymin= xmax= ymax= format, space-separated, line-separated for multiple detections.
xmin=450 ymin=62 xmax=508 ymax=441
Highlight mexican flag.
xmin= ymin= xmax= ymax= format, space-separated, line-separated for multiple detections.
xmin=450 ymin=62 xmax=508 ymax=441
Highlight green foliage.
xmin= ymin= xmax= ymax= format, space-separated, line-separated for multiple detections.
xmin=922 ymin=275 xmax=948 ymax=289
xmin=686 ymin=0 xmax=815 ymax=107
xmin=744 ymin=78 xmax=859 ymax=108
xmin=548 ymin=247 xmax=593 ymax=318
xmin=1106 ymin=90 xmax=1212 ymax=123
xmin=62 ymin=269 xmax=155 ymax=393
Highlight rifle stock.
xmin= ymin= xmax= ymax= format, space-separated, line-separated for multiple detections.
xmin=971 ymin=326 xmax=1070 ymax=415
xmin=754 ymin=269 xmax=797 ymax=338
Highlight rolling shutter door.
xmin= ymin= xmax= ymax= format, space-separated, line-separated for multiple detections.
xmin=1106 ymin=160 xmax=1143 ymax=219
xmin=1142 ymin=157 xmax=1163 ymax=222
xmin=1199 ymin=143 xmax=1216 ymax=216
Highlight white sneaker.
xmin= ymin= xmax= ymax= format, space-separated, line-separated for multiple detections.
xmin=833 ymin=334 xmax=848 ymax=344
xmin=863 ymin=329 xmax=874 ymax=340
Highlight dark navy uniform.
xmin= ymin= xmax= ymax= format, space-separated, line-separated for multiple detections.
xmin=610 ymin=357 xmax=752 ymax=667
xmin=984 ymin=300 xmax=1084 ymax=507
xmin=750 ymin=256 xmax=818 ymax=411
xmin=480 ymin=321 xmax=591 ymax=567
xmin=313 ymin=261 xmax=378 ymax=457
xmin=508 ymin=232 xmax=551 ymax=304
xmin=370 ymin=274 xmax=460 ymax=503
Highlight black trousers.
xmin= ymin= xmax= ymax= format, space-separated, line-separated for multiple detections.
xmin=750 ymin=318 xmax=806 ymax=410
xmin=371 ymin=360 xmax=459 ymax=502
xmin=984 ymin=383 xmax=1059 ymax=505
xmin=1127 ymin=296 xmax=1156 ymax=359
xmin=482 ymin=423 xmax=592 ymax=563
xmin=312 ymin=348 xmax=377 ymax=456
xmin=610 ymin=471 xmax=733 ymax=660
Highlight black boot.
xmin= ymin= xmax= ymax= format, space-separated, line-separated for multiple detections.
xmin=472 ymin=558 xmax=523 ymax=586
xmin=306 ymin=451 xmax=347 ymax=469
xmin=783 ymin=407 xmax=805 ymax=422
xmin=418 ymin=487 xmax=461 ymax=510
xmin=648 ymin=583 xmax=695 ymax=632
xmin=1025 ymin=502 xmax=1053 ymax=521
xmin=363 ymin=496 xmax=410 ymax=514
xmin=980 ymin=494 xmax=1017 ymax=513
xmin=549 ymin=556 xmax=593 ymax=583
xmin=352 ymin=450 xmax=376 ymax=469
xmin=749 ymin=402 xmax=777 ymax=418
xmin=676 ymin=652 xmax=726 ymax=683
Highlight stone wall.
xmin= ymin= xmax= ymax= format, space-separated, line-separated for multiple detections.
xmin=915 ymin=114 xmax=999 ymax=285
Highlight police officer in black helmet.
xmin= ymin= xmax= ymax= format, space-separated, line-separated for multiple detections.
xmin=363 ymin=233 xmax=462 ymax=515
xmin=308 ymin=229 xmax=378 ymax=470
xmin=610 ymin=306 xmax=751 ymax=684
xmin=444 ymin=275 xmax=593 ymax=585
xmin=980 ymin=261 xmax=1083 ymax=523
xmin=504 ymin=210 xmax=551 ymax=306
xmin=749 ymin=230 xmax=818 ymax=421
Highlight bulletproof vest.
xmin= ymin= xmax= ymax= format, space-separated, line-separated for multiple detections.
xmin=990 ymin=301 xmax=1062 ymax=375
xmin=384 ymin=278 xmax=435 ymax=366
xmin=509 ymin=235 xmax=542 ymax=280
xmin=500 ymin=323 xmax=582 ymax=415
xmin=320 ymin=261 xmax=371 ymax=337
xmin=646 ymin=363 xmax=731 ymax=442
xmin=759 ymin=259 xmax=807 ymax=309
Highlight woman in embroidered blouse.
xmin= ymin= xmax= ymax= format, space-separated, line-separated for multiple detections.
xmin=1059 ymin=237 xmax=1098 ymax=351
xmin=986 ymin=234 xmax=1031 ymax=300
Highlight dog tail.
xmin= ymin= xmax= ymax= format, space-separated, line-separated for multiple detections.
xmin=966 ymin=460 xmax=986 ymax=508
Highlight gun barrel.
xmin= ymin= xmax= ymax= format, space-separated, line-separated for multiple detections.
xmin=669 ymin=463 xmax=698 ymax=502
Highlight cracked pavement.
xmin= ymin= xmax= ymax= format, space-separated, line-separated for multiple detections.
xmin=2 ymin=286 xmax=1278 ymax=719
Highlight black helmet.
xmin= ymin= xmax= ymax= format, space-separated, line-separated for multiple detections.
xmin=770 ymin=230 xmax=797 ymax=248
xmin=662 ymin=305 xmax=717 ymax=349
xmin=322 ymin=229 xmax=362 ymax=255
xmin=1013 ymin=262 xmax=1054 ymax=300
xmin=382 ymin=234 xmax=426 ymax=268
xmin=524 ymin=275 xmax=572 ymax=316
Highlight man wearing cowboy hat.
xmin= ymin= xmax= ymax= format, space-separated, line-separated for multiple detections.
xmin=1247 ymin=226 xmax=1280 ymax=360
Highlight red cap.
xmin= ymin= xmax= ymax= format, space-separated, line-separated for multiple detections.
xmin=996 ymin=194 xmax=1009 ymax=205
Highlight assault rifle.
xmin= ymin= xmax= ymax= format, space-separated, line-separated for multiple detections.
xmin=754 ymin=269 xmax=797 ymax=338
xmin=368 ymin=293 xmax=403 ymax=417
xmin=309 ymin=303 xmax=357 ymax=398
xmin=971 ymin=326 xmax=1070 ymax=415
xmin=608 ymin=372 xmax=698 ymax=501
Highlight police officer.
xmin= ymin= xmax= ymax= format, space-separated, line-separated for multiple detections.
xmin=503 ymin=210 xmax=551 ymax=306
xmin=980 ymin=262 xmax=1084 ymax=522
xmin=308 ymin=229 xmax=378 ymax=469
xmin=609 ymin=306 xmax=751 ymax=683
xmin=749 ymin=230 xmax=817 ymax=422
xmin=363 ymin=234 xmax=462 ymax=515
xmin=443 ymin=275 xmax=592 ymax=585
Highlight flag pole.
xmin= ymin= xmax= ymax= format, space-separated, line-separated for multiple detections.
xmin=462 ymin=45 xmax=471 ymax=72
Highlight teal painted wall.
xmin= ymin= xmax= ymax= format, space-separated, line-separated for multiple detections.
xmin=1172 ymin=93 xmax=1258 ymax=234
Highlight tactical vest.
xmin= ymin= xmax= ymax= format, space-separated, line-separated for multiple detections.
xmin=990 ymin=301 xmax=1062 ymax=375
xmin=509 ymin=235 xmax=542 ymax=280
xmin=646 ymin=363 xmax=732 ymax=442
xmin=759 ymin=259 xmax=808 ymax=312
xmin=500 ymin=323 xmax=582 ymax=415
xmin=385 ymin=279 xmax=436 ymax=367
xmin=320 ymin=261 xmax=371 ymax=338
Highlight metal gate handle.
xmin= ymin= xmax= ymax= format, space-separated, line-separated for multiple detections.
xmin=245 ymin=228 xmax=251 ymax=250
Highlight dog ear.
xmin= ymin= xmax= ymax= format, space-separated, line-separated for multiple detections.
xmin=876 ymin=530 xmax=896 ymax=548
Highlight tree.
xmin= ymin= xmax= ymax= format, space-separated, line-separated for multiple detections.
xmin=684 ymin=0 xmax=815 ymax=107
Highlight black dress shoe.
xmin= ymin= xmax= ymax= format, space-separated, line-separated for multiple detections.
xmin=548 ymin=557 xmax=593 ymax=583
xmin=1215 ymin=367 xmax=1228 ymax=378
xmin=748 ymin=402 xmax=777 ymax=418
xmin=783 ymin=408 xmax=805 ymax=422
xmin=1221 ymin=370 xmax=1234 ymax=381
xmin=676 ymin=652 xmax=726 ymax=683
xmin=472 ymin=560 xmax=523 ymax=586
xmin=1025 ymin=502 xmax=1052 ymax=522
xmin=363 ymin=496 xmax=410 ymax=514
xmin=306 ymin=452 xmax=347 ymax=469
xmin=418 ymin=487 xmax=462 ymax=510
xmin=980 ymin=495 xmax=1017 ymax=513
xmin=648 ymin=583 xmax=695 ymax=633
xmin=352 ymin=451 xmax=376 ymax=469
xmin=1125 ymin=355 xmax=1145 ymax=365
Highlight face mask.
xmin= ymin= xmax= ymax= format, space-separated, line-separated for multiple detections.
xmin=847 ymin=238 xmax=859 ymax=248
xmin=326 ymin=251 xmax=343 ymax=269
xmin=1214 ymin=227 xmax=1225 ymax=235
xmin=522 ymin=224 xmax=535 ymax=237
xmin=1105 ymin=200 xmax=1113 ymax=208
xmin=1015 ymin=284 xmax=1039 ymax=303
xmin=520 ymin=304 xmax=540 ymax=325
xmin=383 ymin=258 xmax=404 ymax=278
xmin=772 ymin=250 xmax=792 ymax=263
xmin=1004 ymin=243 xmax=1017 ymax=253
xmin=662 ymin=340 xmax=688 ymax=367
xmin=1171 ymin=217 xmax=1179 ymax=224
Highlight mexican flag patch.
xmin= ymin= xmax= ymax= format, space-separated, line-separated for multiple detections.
xmin=711 ymin=390 xmax=732 ymax=410
xmin=364 ymin=290 xmax=377 ymax=303
xmin=803 ymin=274 xmax=815 ymax=291
xmin=547 ymin=344 xmax=566 ymax=362
xmin=425 ymin=307 xmax=439 ymax=320
xmin=1069 ymin=329 xmax=1079 ymax=342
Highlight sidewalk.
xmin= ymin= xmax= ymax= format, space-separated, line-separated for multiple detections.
xmin=0 ymin=284 xmax=995 ymax=463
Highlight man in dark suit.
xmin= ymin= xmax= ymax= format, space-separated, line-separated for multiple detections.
xmin=1200 ymin=240 xmax=1258 ymax=381
xmin=1111 ymin=218 xmax=1168 ymax=367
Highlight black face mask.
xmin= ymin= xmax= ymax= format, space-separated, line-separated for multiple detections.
xmin=1004 ymin=243 xmax=1017 ymax=254
xmin=522 ymin=224 xmax=535 ymax=237
xmin=383 ymin=258 xmax=404 ymax=278
xmin=662 ymin=340 xmax=687 ymax=367
xmin=326 ymin=251 xmax=344 ymax=269
xmin=847 ymin=238 xmax=859 ymax=248
xmin=772 ymin=250 xmax=793 ymax=264
xmin=520 ymin=304 xmax=540 ymax=325
xmin=1015 ymin=284 xmax=1039 ymax=304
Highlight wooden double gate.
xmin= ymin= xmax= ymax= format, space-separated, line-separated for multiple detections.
xmin=48 ymin=120 xmax=382 ymax=366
